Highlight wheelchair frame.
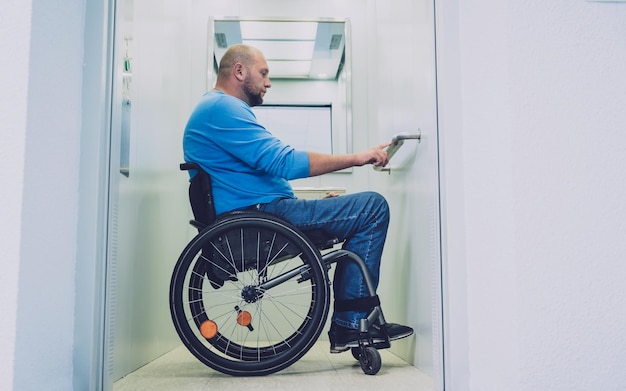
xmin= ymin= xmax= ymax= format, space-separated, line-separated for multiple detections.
xmin=169 ymin=162 xmax=390 ymax=375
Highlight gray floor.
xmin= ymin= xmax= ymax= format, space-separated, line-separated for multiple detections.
xmin=114 ymin=342 xmax=434 ymax=391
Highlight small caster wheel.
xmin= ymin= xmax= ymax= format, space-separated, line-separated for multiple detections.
xmin=351 ymin=347 xmax=361 ymax=360
xmin=359 ymin=346 xmax=381 ymax=375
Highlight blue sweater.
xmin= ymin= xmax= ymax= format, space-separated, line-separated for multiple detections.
xmin=183 ymin=90 xmax=310 ymax=215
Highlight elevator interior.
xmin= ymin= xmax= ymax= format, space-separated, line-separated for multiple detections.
xmin=104 ymin=0 xmax=443 ymax=388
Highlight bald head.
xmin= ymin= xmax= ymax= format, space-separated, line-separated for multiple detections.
xmin=218 ymin=44 xmax=262 ymax=80
xmin=215 ymin=44 xmax=271 ymax=106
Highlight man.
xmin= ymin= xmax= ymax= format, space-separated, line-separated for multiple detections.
xmin=183 ymin=44 xmax=412 ymax=352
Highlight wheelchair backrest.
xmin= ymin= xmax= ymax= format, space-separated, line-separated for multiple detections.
xmin=180 ymin=162 xmax=216 ymax=228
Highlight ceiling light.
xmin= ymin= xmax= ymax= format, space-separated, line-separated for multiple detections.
xmin=242 ymin=40 xmax=314 ymax=61
xmin=240 ymin=21 xmax=317 ymax=41
xmin=266 ymin=60 xmax=311 ymax=78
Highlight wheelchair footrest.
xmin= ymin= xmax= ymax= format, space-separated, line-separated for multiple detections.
xmin=359 ymin=339 xmax=391 ymax=350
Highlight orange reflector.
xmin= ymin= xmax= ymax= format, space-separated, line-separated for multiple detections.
xmin=237 ymin=311 xmax=252 ymax=327
xmin=199 ymin=320 xmax=218 ymax=339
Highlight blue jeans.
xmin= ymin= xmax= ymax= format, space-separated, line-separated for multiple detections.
xmin=258 ymin=191 xmax=390 ymax=329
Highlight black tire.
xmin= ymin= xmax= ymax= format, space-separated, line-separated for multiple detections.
xmin=359 ymin=347 xmax=382 ymax=375
xmin=170 ymin=212 xmax=331 ymax=376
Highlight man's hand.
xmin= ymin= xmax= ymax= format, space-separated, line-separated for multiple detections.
xmin=322 ymin=191 xmax=340 ymax=199
xmin=307 ymin=142 xmax=392 ymax=177
xmin=354 ymin=142 xmax=391 ymax=167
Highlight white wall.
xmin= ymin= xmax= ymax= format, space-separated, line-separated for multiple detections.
xmin=0 ymin=2 xmax=33 ymax=390
xmin=5 ymin=0 xmax=86 ymax=390
xmin=435 ymin=1 xmax=470 ymax=389
xmin=439 ymin=0 xmax=626 ymax=390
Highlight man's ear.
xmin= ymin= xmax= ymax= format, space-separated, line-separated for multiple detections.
xmin=233 ymin=63 xmax=245 ymax=81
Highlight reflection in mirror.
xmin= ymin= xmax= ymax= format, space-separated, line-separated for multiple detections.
xmin=213 ymin=19 xmax=345 ymax=80
xmin=208 ymin=17 xmax=352 ymax=158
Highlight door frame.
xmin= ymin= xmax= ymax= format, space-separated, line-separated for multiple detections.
xmin=74 ymin=0 xmax=117 ymax=389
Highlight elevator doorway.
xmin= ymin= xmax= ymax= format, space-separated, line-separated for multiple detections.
xmin=101 ymin=0 xmax=444 ymax=389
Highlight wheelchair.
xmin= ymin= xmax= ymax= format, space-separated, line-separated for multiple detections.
xmin=170 ymin=162 xmax=394 ymax=376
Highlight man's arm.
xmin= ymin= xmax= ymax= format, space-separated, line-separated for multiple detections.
xmin=307 ymin=142 xmax=391 ymax=177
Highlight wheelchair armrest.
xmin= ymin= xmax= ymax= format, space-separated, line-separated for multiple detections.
xmin=180 ymin=162 xmax=201 ymax=171
xmin=189 ymin=219 xmax=207 ymax=231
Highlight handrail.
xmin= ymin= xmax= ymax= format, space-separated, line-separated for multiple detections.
xmin=374 ymin=131 xmax=422 ymax=172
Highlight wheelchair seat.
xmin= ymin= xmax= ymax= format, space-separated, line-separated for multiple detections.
xmin=180 ymin=162 xmax=340 ymax=250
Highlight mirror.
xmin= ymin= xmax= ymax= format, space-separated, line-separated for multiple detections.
xmin=208 ymin=17 xmax=352 ymax=158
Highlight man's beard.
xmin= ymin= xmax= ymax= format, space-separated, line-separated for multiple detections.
xmin=243 ymin=78 xmax=264 ymax=107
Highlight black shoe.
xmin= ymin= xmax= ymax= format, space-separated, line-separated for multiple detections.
xmin=370 ymin=323 xmax=414 ymax=341
xmin=328 ymin=322 xmax=414 ymax=354
xmin=328 ymin=324 xmax=361 ymax=353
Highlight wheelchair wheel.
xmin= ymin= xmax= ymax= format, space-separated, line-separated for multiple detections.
xmin=359 ymin=347 xmax=382 ymax=375
xmin=170 ymin=212 xmax=331 ymax=376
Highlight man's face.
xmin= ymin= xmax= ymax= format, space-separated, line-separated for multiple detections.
xmin=243 ymin=54 xmax=271 ymax=107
